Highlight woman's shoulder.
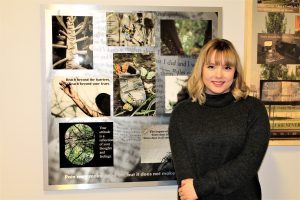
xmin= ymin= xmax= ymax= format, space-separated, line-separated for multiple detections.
xmin=171 ymin=98 xmax=195 ymax=114
xmin=241 ymin=95 xmax=268 ymax=116
xmin=243 ymin=95 xmax=265 ymax=108
xmin=169 ymin=99 xmax=195 ymax=124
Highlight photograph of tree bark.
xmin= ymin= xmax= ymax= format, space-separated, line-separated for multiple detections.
xmin=52 ymin=16 xmax=93 ymax=69
xmin=160 ymin=19 xmax=212 ymax=56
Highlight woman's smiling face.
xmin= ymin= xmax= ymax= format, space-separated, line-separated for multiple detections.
xmin=202 ymin=50 xmax=236 ymax=95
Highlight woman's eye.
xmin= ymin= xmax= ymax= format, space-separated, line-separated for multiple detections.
xmin=224 ymin=66 xmax=232 ymax=70
xmin=207 ymin=65 xmax=215 ymax=69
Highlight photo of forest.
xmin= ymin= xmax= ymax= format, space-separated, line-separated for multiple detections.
xmin=160 ymin=19 xmax=212 ymax=56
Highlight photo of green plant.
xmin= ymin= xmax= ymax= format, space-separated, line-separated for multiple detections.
xmin=64 ymin=124 xmax=95 ymax=165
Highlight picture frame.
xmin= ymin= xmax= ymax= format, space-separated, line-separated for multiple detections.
xmin=42 ymin=4 xmax=222 ymax=190
xmin=245 ymin=0 xmax=300 ymax=145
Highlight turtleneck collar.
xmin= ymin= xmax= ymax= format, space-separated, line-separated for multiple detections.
xmin=204 ymin=92 xmax=235 ymax=108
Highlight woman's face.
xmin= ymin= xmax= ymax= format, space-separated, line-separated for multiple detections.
xmin=202 ymin=51 xmax=235 ymax=95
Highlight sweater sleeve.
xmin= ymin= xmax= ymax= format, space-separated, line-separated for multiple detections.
xmin=193 ymin=98 xmax=270 ymax=197
xmin=168 ymin=105 xmax=196 ymax=185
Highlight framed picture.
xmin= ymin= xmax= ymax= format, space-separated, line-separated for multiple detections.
xmin=246 ymin=0 xmax=300 ymax=145
xmin=42 ymin=4 xmax=222 ymax=190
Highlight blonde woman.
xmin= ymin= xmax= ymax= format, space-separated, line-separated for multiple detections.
xmin=169 ymin=39 xmax=270 ymax=200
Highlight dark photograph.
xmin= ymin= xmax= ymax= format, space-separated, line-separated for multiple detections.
xmin=59 ymin=122 xmax=113 ymax=168
xmin=160 ymin=19 xmax=212 ymax=56
xmin=257 ymin=33 xmax=300 ymax=64
xmin=52 ymin=16 xmax=93 ymax=69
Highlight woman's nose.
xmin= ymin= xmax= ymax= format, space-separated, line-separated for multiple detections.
xmin=215 ymin=67 xmax=223 ymax=78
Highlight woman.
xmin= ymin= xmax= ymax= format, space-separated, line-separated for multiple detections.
xmin=168 ymin=38 xmax=270 ymax=200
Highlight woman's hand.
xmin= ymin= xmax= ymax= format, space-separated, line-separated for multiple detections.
xmin=178 ymin=178 xmax=198 ymax=200
xmin=59 ymin=80 xmax=78 ymax=99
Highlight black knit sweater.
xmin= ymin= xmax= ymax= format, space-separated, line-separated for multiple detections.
xmin=168 ymin=92 xmax=270 ymax=200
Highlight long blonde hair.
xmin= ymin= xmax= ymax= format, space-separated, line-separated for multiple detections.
xmin=187 ymin=38 xmax=249 ymax=104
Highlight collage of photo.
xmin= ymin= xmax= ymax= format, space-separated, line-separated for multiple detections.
xmin=45 ymin=8 xmax=221 ymax=188
xmin=254 ymin=0 xmax=300 ymax=140
xmin=50 ymin=13 xmax=214 ymax=118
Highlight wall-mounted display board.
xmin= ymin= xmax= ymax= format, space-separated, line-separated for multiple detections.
xmin=247 ymin=0 xmax=300 ymax=145
xmin=42 ymin=4 xmax=222 ymax=190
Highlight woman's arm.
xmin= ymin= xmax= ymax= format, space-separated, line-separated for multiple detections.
xmin=169 ymin=105 xmax=198 ymax=199
xmin=178 ymin=179 xmax=198 ymax=200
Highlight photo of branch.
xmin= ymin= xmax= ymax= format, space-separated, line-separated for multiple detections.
xmin=113 ymin=53 xmax=156 ymax=116
xmin=106 ymin=12 xmax=156 ymax=46
xmin=64 ymin=124 xmax=95 ymax=166
xmin=52 ymin=16 xmax=93 ymax=69
xmin=51 ymin=76 xmax=111 ymax=118
xmin=160 ymin=19 xmax=212 ymax=56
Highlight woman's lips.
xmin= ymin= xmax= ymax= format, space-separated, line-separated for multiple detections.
xmin=212 ymin=81 xmax=225 ymax=87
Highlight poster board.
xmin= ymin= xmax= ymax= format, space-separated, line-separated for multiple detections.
xmin=247 ymin=0 xmax=300 ymax=145
xmin=42 ymin=4 xmax=222 ymax=190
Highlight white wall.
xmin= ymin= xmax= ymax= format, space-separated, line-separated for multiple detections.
xmin=1 ymin=0 xmax=299 ymax=199
xmin=259 ymin=146 xmax=300 ymax=200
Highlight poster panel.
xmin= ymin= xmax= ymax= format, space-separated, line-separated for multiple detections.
xmin=249 ymin=1 xmax=300 ymax=145
xmin=42 ymin=5 xmax=222 ymax=190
